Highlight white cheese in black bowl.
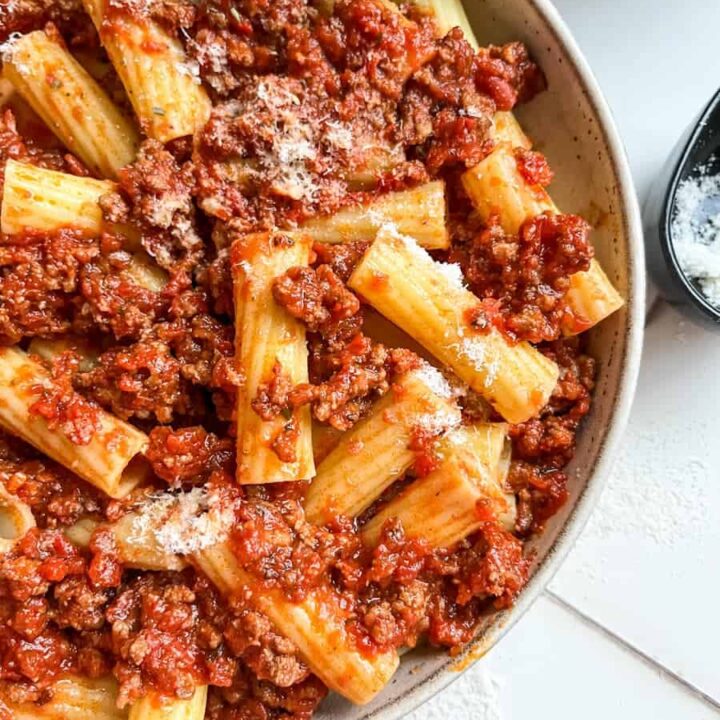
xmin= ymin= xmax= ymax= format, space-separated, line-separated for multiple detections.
xmin=645 ymin=86 xmax=720 ymax=328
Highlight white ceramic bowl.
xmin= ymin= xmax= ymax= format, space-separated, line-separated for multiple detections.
xmin=319 ymin=0 xmax=645 ymax=717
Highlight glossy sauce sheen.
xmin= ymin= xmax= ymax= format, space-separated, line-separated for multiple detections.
xmin=0 ymin=1 xmax=597 ymax=717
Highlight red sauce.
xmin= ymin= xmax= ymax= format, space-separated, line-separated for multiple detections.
xmin=0 ymin=1 xmax=599 ymax=716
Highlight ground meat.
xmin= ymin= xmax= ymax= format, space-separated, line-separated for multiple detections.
xmin=77 ymin=253 xmax=168 ymax=341
xmin=0 ymin=529 xmax=86 ymax=692
xmin=451 ymin=212 xmax=594 ymax=343
xmin=0 ymin=433 xmax=104 ymax=529
xmin=272 ymin=264 xmax=360 ymax=334
xmin=28 ymin=351 xmax=102 ymax=446
xmin=515 ymin=147 xmax=554 ymax=187
xmin=252 ymin=362 xmax=293 ymax=421
xmin=453 ymin=523 xmax=529 ymax=608
xmin=53 ymin=576 xmax=109 ymax=631
xmin=401 ymin=29 xmax=495 ymax=173
xmin=0 ymin=230 xmax=99 ymax=345
xmin=271 ymin=263 xmax=394 ymax=430
xmin=145 ymin=426 xmax=235 ymax=487
xmin=224 ymin=609 xmax=308 ymax=688
xmin=312 ymin=241 xmax=368 ymax=282
xmin=100 ymin=140 xmax=204 ymax=275
xmin=508 ymin=336 xmax=596 ymax=533
xmin=76 ymin=340 xmax=193 ymax=424
xmin=475 ymin=41 xmax=547 ymax=111
xmin=0 ymin=0 xmax=93 ymax=44
xmin=292 ymin=334 xmax=390 ymax=431
xmin=76 ymin=308 xmax=238 ymax=424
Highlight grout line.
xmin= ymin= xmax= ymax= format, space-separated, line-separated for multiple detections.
xmin=543 ymin=589 xmax=720 ymax=713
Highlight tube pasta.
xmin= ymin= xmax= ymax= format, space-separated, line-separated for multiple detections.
xmin=0 ymin=485 xmax=36 ymax=553
xmin=64 ymin=516 xmax=99 ymax=548
xmin=0 ymin=159 xmax=113 ymax=236
xmin=2 ymin=30 xmax=139 ymax=178
xmin=562 ymin=259 xmax=625 ymax=334
xmin=361 ymin=423 xmax=516 ymax=548
xmin=302 ymin=181 xmax=449 ymax=249
xmin=348 ymin=228 xmax=559 ymax=424
xmin=28 ymin=336 xmax=100 ymax=372
xmin=194 ymin=541 xmax=399 ymax=705
xmin=9 ymin=676 xmax=127 ymax=720
xmin=64 ymin=511 xmax=185 ymax=573
xmin=107 ymin=509 xmax=187 ymax=572
xmin=0 ymin=346 xmax=148 ymax=498
xmin=461 ymin=142 xmax=558 ymax=234
xmin=304 ymin=366 xmax=461 ymax=525
xmin=0 ymin=160 xmax=167 ymax=290
xmin=128 ymin=687 xmax=207 ymax=720
xmin=231 ymin=230 xmax=315 ymax=484
xmin=83 ymin=0 xmax=211 ymax=143
xmin=491 ymin=111 xmax=532 ymax=149
xmin=345 ymin=141 xmax=406 ymax=190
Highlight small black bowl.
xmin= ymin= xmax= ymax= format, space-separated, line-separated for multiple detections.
xmin=644 ymin=86 xmax=720 ymax=328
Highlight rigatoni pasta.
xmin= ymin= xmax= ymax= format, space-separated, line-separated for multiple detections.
xmin=361 ymin=423 xmax=516 ymax=548
xmin=2 ymin=30 xmax=139 ymax=178
xmin=0 ymin=484 xmax=36 ymax=554
xmin=348 ymin=227 xmax=559 ymax=424
xmin=302 ymin=181 xmax=449 ymax=249
xmin=0 ymin=158 xmax=113 ymax=236
xmin=0 ymin=346 xmax=148 ymax=498
xmin=9 ymin=676 xmax=127 ymax=720
xmin=128 ymin=687 xmax=208 ymax=720
xmin=0 ymin=160 xmax=166 ymax=290
xmin=82 ymin=0 xmax=211 ymax=142
xmin=193 ymin=541 xmax=399 ymax=706
xmin=304 ymin=365 xmax=461 ymax=525
xmin=231 ymin=230 xmax=315 ymax=484
xmin=461 ymin=142 xmax=557 ymax=233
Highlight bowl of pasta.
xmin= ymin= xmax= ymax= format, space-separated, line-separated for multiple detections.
xmin=0 ymin=0 xmax=643 ymax=718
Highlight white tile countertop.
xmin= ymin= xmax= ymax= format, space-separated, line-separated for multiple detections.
xmin=410 ymin=2 xmax=720 ymax=718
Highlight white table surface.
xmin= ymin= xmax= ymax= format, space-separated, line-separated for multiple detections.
xmin=410 ymin=2 xmax=720 ymax=718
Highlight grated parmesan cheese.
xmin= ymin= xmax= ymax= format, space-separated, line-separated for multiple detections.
xmin=385 ymin=225 xmax=467 ymax=291
xmin=413 ymin=362 xmax=453 ymax=399
xmin=254 ymin=79 xmax=320 ymax=202
xmin=455 ymin=337 xmax=500 ymax=387
xmin=414 ymin=404 xmax=462 ymax=435
xmin=130 ymin=487 xmax=235 ymax=556
xmin=671 ymin=165 xmax=720 ymax=309
xmin=0 ymin=32 xmax=27 ymax=74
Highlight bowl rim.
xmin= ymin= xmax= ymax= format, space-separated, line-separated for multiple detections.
xmin=357 ymin=0 xmax=646 ymax=717
xmin=660 ymin=86 xmax=720 ymax=323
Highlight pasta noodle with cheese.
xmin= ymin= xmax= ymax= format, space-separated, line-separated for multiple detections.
xmin=304 ymin=365 xmax=462 ymax=525
xmin=348 ymin=227 xmax=559 ymax=424
xmin=361 ymin=423 xmax=516 ymax=548
xmin=82 ymin=0 xmax=211 ymax=142
xmin=9 ymin=676 xmax=126 ymax=720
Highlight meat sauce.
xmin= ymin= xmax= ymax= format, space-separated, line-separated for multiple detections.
xmin=0 ymin=1 xmax=597 ymax=717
